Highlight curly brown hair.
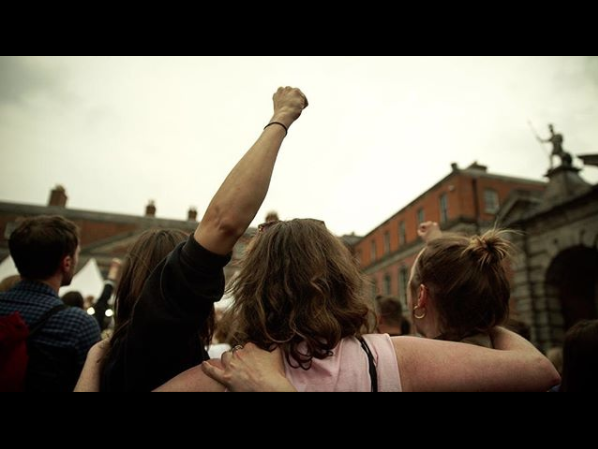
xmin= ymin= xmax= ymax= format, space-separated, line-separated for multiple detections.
xmin=225 ymin=219 xmax=375 ymax=369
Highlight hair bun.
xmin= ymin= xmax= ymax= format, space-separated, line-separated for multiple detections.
xmin=466 ymin=230 xmax=513 ymax=268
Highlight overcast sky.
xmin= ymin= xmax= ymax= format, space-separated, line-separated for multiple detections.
xmin=1 ymin=56 xmax=597 ymax=236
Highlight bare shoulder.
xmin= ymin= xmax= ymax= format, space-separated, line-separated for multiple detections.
xmin=154 ymin=362 xmax=226 ymax=393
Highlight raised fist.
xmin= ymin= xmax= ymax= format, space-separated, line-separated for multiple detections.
xmin=271 ymin=87 xmax=308 ymax=128
xmin=418 ymin=221 xmax=442 ymax=243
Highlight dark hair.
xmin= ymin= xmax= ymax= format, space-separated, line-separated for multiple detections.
xmin=9 ymin=216 xmax=79 ymax=279
xmin=376 ymin=296 xmax=404 ymax=327
xmin=560 ymin=320 xmax=598 ymax=392
xmin=104 ymin=230 xmax=213 ymax=363
xmin=62 ymin=291 xmax=84 ymax=309
xmin=410 ymin=229 xmax=513 ymax=342
xmin=226 ymin=219 xmax=375 ymax=369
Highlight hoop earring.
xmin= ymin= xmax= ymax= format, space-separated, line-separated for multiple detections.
xmin=414 ymin=306 xmax=426 ymax=320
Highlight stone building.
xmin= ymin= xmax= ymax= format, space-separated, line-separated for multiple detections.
xmin=502 ymin=160 xmax=598 ymax=351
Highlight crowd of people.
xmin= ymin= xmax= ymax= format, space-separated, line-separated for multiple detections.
xmin=1 ymin=87 xmax=595 ymax=392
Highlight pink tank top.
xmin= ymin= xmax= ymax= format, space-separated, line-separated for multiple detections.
xmin=284 ymin=334 xmax=402 ymax=392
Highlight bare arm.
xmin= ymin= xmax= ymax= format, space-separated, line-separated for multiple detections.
xmin=154 ymin=343 xmax=295 ymax=392
xmin=195 ymin=87 xmax=308 ymax=256
xmin=74 ymin=339 xmax=109 ymax=392
xmin=202 ymin=343 xmax=296 ymax=392
xmin=153 ymin=362 xmax=226 ymax=392
xmin=393 ymin=328 xmax=560 ymax=392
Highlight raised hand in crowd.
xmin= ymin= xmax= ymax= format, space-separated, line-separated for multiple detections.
xmin=417 ymin=221 xmax=442 ymax=243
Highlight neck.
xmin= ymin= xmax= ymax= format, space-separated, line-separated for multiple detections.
xmin=33 ymin=275 xmax=63 ymax=294
xmin=378 ymin=323 xmax=403 ymax=336
xmin=416 ymin=318 xmax=441 ymax=340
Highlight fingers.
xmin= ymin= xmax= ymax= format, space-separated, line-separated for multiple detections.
xmin=294 ymin=88 xmax=308 ymax=108
xmin=418 ymin=221 xmax=437 ymax=231
xmin=201 ymin=360 xmax=226 ymax=384
xmin=221 ymin=349 xmax=233 ymax=366
xmin=273 ymin=86 xmax=308 ymax=109
xmin=418 ymin=221 xmax=439 ymax=241
xmin=220 ymin=345 xmax=243 ymax=367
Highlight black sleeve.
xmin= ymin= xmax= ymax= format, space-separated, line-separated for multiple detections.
xmin=121 ymin=234 xmax=231 ymax=391
xmin=93 ymin=282 xmax=114 ymax=331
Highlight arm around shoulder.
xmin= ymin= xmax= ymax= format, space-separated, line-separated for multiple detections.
xmin=392 ymin=329 xmax=560 ymax=392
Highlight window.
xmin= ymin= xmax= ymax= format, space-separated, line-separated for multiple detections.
xmin=417 ymin=208 xmax=425 ymax=226
xmin=371 ymin=240 xmax=377 ymax=262
xmin=384 ymin=274 xmax=392 ymax=296
xmin=439 ymin=193 xmax=449 ymax=224
xmin=484 ymin=189 xmax=500 ymax=214
xmin=399 ymin=221 xmax=406 ymax=246
xmin=384 ymin=231 xmax=391 ymax=255
xmin=399 ymin=266 xmax=409 ymax=306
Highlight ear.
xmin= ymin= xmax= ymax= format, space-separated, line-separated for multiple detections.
xmin=417 ymin=284 xmax=429 ymax=308
xmin=61 ymin=254 xmax=73 ymax=273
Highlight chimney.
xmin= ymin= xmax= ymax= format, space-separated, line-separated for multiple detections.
xmin=49 ymin=185 xmax=68 ymax=208
xmin=466 ymin=161 xmax=488 ymax=172
xmin=188 ymin=207 xmax=198 ymax=221
xmin=451 ymin=162 xmax=459 ymax=172
xmin=145 ymin=200 xmax=156 ymax=217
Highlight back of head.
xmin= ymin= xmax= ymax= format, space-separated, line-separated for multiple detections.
xmin=560 ymin=320 xmax=598 ymax=392
xmin=411 ymin=229 xmax=513 ymax=341
xmin=376 ymin=296 xmax=404 ymax=328
xmin=228 ymin=219 xmax=374 ymax=369
xmin=115 ymin=229 xmax=189 ymax=325
xmin=105 ymin=229 xmax=190 ymax=370
xmin=0 ymin=275 xmax=21 ymax=293
xmin=62 ymin=291 xmax=84 ymax=309
xmin=9 ymin=216 xmax=79 ymax=280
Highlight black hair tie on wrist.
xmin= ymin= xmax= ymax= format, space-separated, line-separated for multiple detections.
xmin=264 ymin=121 xmax=288 ymax=136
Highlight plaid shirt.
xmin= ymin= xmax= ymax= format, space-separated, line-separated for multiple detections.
xmin=0 ymin=280 xmax=101 ymax=389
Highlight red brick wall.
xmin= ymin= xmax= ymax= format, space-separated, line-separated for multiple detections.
xmin=369 ymin=252 xmax=420 ymax=298
xmin=1 ymin=214 xmax=140 ymax=247
xmin=77 ymin=221 xmax=139 ymax=246
xmin=454 ymin=175 xmax=545 ymax=223
xmin=356 ymin=171 xmax=545 ymax=271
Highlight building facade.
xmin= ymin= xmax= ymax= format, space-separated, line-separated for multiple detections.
xmin=352 ymin=162 xmax=547 ymax=307
xmin=502 ymin=164 xmax=598 ymax=351
xmin=0 ymin=186 xmax=253 ymax=287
